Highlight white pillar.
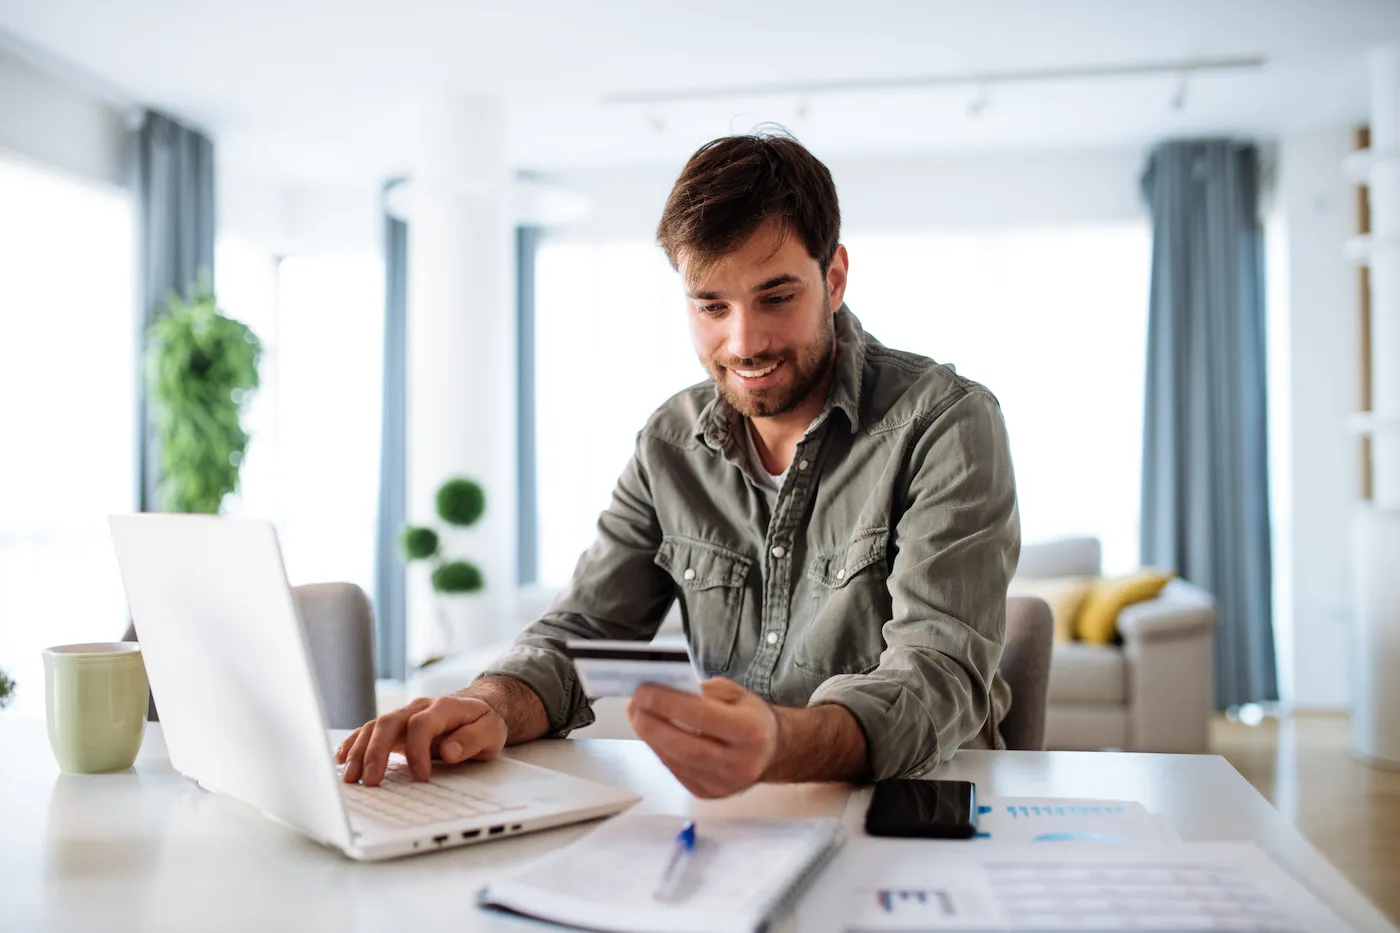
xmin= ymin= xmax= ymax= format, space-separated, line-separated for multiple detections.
xmin=1354 ymin=43 xmax=1400 ymax=767
xmin=404 ymin=98 xmax=516 ymax=662
xmin=1371 ymin=44 xmax=1400 ymax=508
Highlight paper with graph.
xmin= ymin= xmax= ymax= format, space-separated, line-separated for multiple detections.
xmin=803 ymin=840 xmax=1349 ymax=932
xmin=973 ymin=797 xmax=1179 ymax=843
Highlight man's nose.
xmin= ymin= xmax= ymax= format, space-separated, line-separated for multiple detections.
xmin=724 ymin=306 xmax=770 ymax=362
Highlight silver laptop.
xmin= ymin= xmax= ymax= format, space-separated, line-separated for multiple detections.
xmin=108 ymin=514 xmax=639 ymax=861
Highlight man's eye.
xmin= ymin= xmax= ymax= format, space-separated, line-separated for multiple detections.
xmin=765 ymin=294 xmax=795 ymax=305
xmin=701 ymin=303 xmax=725 ymax=315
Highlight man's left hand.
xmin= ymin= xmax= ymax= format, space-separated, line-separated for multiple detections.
xmin=626 ymin=677 xmax=780 ymax=798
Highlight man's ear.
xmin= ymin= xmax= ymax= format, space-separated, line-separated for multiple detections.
xmin=827 ymin=244 xmax=849 ymax=309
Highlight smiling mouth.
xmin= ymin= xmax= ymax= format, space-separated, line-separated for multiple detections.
xmin=731 ymin=361 xmax=780 ymax=380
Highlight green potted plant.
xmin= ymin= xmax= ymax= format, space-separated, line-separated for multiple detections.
xmin=145 ymin=277 xmax=261 ymax=513
xmin=402 ymin=477 xmax=486 ymax=665
xmin=0 ymin=668 xmax=15 ymax=709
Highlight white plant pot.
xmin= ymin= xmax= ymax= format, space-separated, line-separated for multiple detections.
xmin=432 ymin=594 xmax=494 ymax=658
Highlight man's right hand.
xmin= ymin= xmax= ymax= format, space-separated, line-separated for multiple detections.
xmin=336 ymin=696 xmax=508 ymax=786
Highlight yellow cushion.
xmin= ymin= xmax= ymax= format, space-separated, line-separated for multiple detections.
xmin=1007 ymin=576 xmax=1095 ymax=643
xmin=1076 ymin=571 xmax=1174 ymax=644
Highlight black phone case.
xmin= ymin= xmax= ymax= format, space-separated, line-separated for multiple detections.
xmin=864 ymin=780 xmax=978 ymax=839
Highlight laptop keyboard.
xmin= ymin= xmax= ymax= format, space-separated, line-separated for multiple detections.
xmin=338 ymin=761 xmax=526 ymax=828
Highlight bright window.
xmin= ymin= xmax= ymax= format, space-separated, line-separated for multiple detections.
xmin=217 ymin=244 xmax=385 ymax=606
xmin=532 ymin=224 xmax=1150 ymax=586
xmin=533 ymin=241 xmax=699 ymax=585
xmin=0 ymin=155 xmax=136 ymax=714
xmin=843 ymin=225 xmax=1151 ymax=574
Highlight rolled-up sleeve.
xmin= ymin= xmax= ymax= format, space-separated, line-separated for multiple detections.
xmin=808 ymin=389 xmax=1020 ymax=780
xmin=479 ymin=436 xmax=675 ymax=736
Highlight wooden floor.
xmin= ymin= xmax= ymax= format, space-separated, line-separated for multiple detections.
xmin=1211 ymin=712 xmax=1400 ymax=923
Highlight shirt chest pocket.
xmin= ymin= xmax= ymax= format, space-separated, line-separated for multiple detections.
xmin=796 ymin=528 xmax=891 ymax=677
xmin=654 ymin=536 xmax=752 ymax=677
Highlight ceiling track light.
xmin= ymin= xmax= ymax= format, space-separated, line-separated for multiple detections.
xmin=1170 ymin=72 xmax=1189 ymax=112
xmin=603 ymin=55 xmax=1263 ymax=106
xmin=967 ymin=85 xmax=990 ymax=117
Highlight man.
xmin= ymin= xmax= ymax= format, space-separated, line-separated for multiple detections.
xmin=339 ymin=132 xmax=1019 ymax=798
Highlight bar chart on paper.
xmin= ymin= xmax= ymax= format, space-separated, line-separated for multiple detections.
xmin=832 ymin=843 xmax=1351 ymax=932
xmin=873 ymin=888 xmax=955 ymax=917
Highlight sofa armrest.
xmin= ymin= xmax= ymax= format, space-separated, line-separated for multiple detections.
xmin=1116 ymin=581 xmax=1216 ymax=644
xmin=1118 ymin=581 xmax=1217 ymax=753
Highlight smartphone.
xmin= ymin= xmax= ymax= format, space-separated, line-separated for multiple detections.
xmin=864 ymin=779 xmax=978 ymax=839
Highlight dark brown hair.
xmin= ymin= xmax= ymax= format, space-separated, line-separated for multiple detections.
xmin=656 ymin=129 xmax=840 ymax=278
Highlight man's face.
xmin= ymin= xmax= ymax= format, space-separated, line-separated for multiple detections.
xmin=681 ymin=220 xmax=848 ymax=419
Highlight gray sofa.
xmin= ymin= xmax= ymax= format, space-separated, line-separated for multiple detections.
xmin=1020 ymin=537 xmax=1218 ymax=753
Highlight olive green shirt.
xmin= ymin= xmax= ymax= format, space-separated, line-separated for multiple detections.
xmin=482 ymin=306 xmax=1020 ymax=780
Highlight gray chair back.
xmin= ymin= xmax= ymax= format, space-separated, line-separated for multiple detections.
xmin=122 ymin=581 xmax=378 ymax=728
xmin=998 ymin=596 xmax=1054 ymax=750
xmin=292 ymin=583 xmax=378 ymax=729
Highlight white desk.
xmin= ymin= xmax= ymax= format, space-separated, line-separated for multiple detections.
xmin=1 ymin=717 xmax=1394 ymax=933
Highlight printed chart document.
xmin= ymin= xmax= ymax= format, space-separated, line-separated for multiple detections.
xmin=478 ymin=814 xmax=842 ymax=933
xmin=973 ymin=797 xmax=1179 ymax=844
xmin=794 ymin=840 xmax=1351 ymax=932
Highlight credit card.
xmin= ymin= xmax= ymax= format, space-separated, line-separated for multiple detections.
xmin=563 ymin=639 xmax=702 ymax=698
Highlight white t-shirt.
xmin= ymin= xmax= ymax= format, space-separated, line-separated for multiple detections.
xmin=742 ymin=418 xmax=789 ymax=492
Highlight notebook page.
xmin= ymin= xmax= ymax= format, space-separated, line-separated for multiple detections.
xmin=480 ymin=814 xmax=842 ymax=933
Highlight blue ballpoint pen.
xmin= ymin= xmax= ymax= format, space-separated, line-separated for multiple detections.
xmin=653 ymin=820 xmax=697 ymax=902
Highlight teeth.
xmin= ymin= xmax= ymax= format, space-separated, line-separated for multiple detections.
xmin=734 ymin=363 xmax=778 ymax=379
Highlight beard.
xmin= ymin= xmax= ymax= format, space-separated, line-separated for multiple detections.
xmin=706 ymin=295 xmax=836 ymax=419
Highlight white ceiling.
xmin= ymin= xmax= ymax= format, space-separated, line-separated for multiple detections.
xmin=1 ymin=0 xmax=1398 ymax=184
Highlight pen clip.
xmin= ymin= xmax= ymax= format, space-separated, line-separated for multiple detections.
xmin=655 ymin=820 xmax=698 ymax=903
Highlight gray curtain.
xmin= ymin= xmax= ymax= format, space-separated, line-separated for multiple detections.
xmin=1140 ymin=140 xmax=1277 ymax=710
xmin=374 ymin=181 xmax=409 ymax=680
xmin=133 ymin=111 xmax=215 ymax=513
xmin=516 ymin=225 xmax=542 ymax=585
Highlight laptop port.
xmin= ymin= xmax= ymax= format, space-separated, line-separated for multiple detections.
xmin=510 ymin=824 xmax=522 ymax=831
xmin=488 ymin=825 xmax=505 ymax=835
xmin=432 ymin=834 xmax=449 ymax=845
xmin=462 ymin=830 xmax=480 ymax=840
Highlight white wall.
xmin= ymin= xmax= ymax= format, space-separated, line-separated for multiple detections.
xmin=0 ymin=44 xmax=128 ymax=188
xmin=1272 ymin=127 xmax=1362 ymax=710
xmin=219 ymin=169 xmax=380 ymax=256
xmin=547 ymin=145 xmax=1148 ymax=243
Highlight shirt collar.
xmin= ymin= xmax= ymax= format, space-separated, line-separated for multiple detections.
xmin=696 ymin=304 xmax=867 ymax=451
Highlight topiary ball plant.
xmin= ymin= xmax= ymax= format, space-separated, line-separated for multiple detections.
xmin=431 ymin=560 xmax=484 ymax=595
xmin=436 ymin=478 xmax=485 ymax=527
xmin=401 ymin=526 xmax=440 ymax=561
xmin=402 ymin=477 xmax=487 ymax=664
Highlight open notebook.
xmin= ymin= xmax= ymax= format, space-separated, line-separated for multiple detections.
xmin=479 ymin=814 xmax=843 ymax=933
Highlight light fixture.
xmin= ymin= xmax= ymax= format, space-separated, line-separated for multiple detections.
xmin=604 ymin=55 xmax=1263 ymax=106
xmin=967 ymin=84 xmax=990 ymax=117
xmin=1170 ymin=72 xmax=1189 ymax=112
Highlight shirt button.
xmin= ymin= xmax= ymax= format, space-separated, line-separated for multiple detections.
xmin=683 ymin=568 xmax=696 ymax=581
xmin=836 ymin=568 xmax=846 ymax=580
xmin=771 ymin=545 xmax=787 ymax=559
xmin=798 ymin=459 xmax=810 ymax=471
xmin=765 ymin=632 xmax=779 ymax=645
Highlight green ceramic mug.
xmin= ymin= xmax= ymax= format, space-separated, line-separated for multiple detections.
xmin=43 ymin=642 xmax=149 ymax=773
